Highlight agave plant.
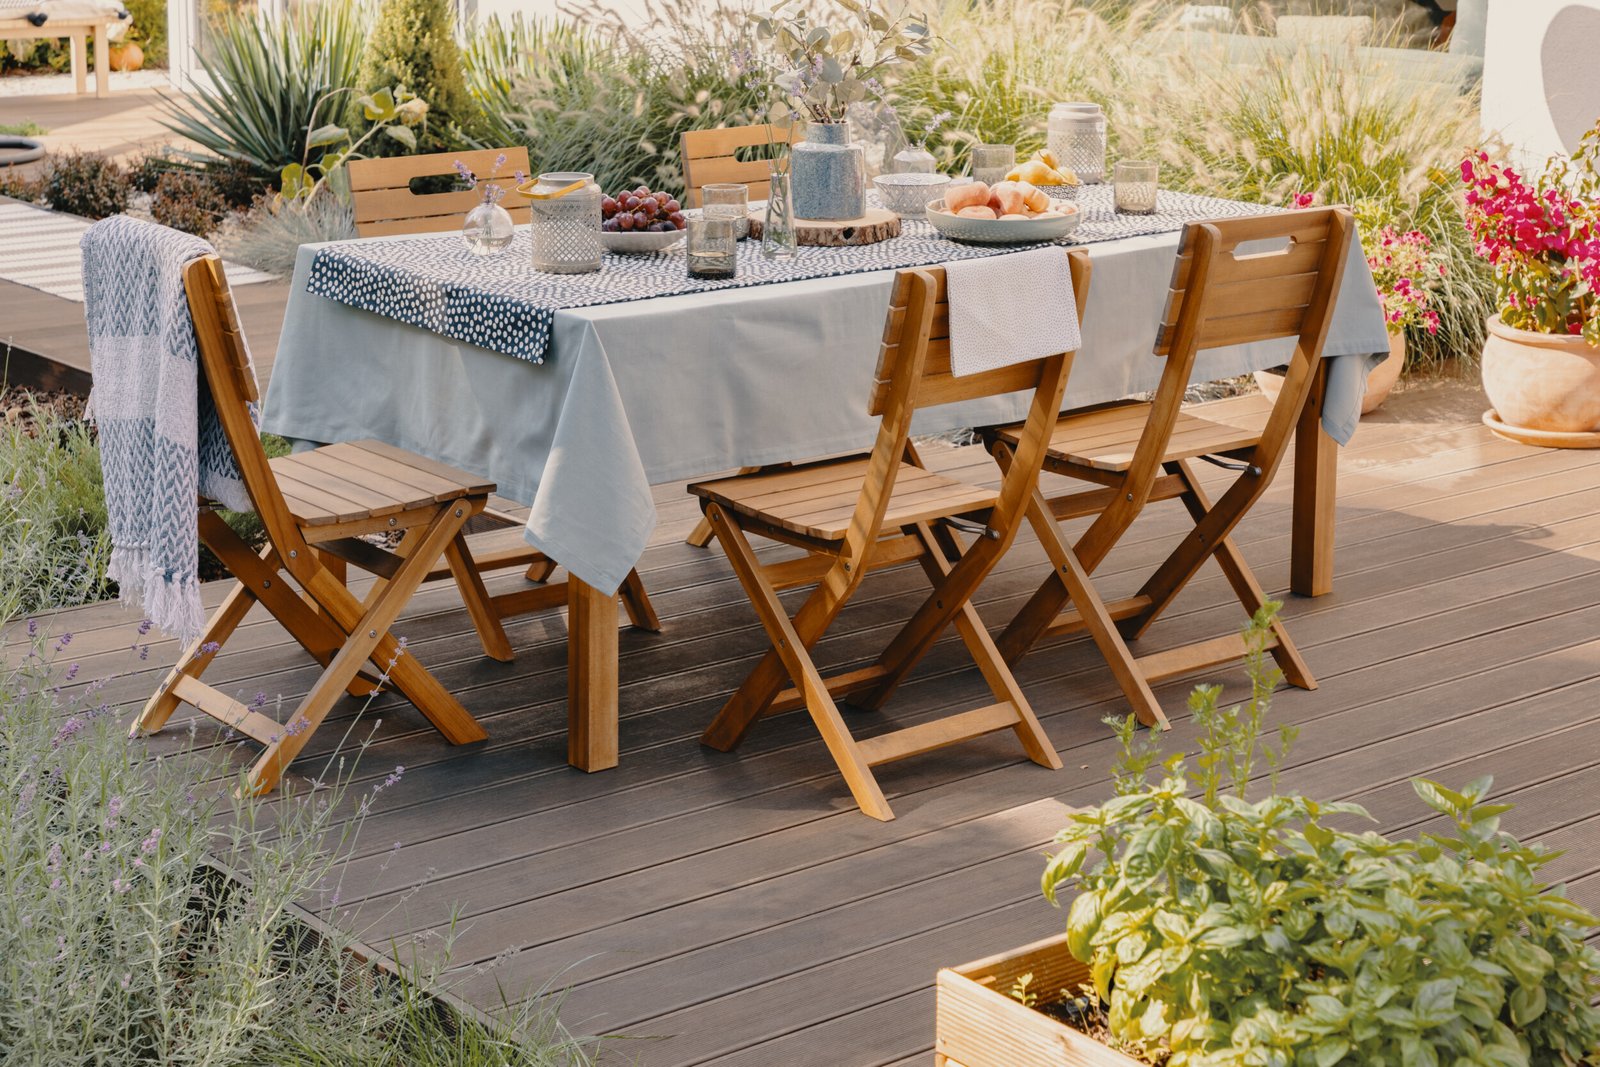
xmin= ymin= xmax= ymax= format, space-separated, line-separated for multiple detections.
xmin=158 ymin=3 xmax=370 ymax=185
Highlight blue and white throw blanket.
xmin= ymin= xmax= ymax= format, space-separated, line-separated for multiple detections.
xmin=81 ymin=215 xmax=256 ymax=642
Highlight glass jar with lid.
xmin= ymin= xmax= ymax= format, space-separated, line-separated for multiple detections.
xmin=1047 ymin=102 xmax=1107 ymax=185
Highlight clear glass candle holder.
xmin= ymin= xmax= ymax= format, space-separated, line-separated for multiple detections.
xmin=1114 ymin=159 xmax=1159 ymax=215
xmin=970 ymin=144 xmax=1015 ymax=187
xmin=702 ymin=182 xmax=750 ymax=239
xmin=687 ymin=215 xmax=738 ymax=279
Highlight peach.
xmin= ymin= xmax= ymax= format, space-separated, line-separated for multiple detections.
xmin=989 ymin=181 xmax=1028 ymax=216
xmin=1020 ymin=184 xmax=1050 ymax=213
xmin=956 ymin=205 xmax=999 ymax=220
xmin=998 ymin=213 xmax=1031 ymax=221
xmin=944 ymin=182 xmax=990 ymax=213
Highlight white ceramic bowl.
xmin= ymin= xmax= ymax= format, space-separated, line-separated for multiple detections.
xmin=600 ymin=228 xmax=685 ymax=254
xmin=924 ymin=200 xmax=1082 ymax=244
xmin=873 ymin=173 xmax=952 ymax=217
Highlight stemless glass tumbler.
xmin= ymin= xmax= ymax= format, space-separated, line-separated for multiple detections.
xmin=1113 ymin=160 xmax=1159 ymax=215
xmin=687 ymin=215 xmax=738 ymax=279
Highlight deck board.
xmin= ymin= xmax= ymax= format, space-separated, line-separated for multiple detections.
xmin=13 ymin=381 xmax=1600 ymax=1066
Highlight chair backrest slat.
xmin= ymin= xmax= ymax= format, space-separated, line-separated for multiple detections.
xmin=680 ymin=124 xmax=800 ymax=209
xmin=870 ymin=258 xmax=1089 ymax=416
xmin=348 ymin=148 xmax=532 ymax=238
xmin=183 ymin=256 xmax=304 ymax=553
xmin=1155 ymin=209 xmax=1342 ymax=355
xmin=1124 ymin=207 xmax=1353 ymax=494
xmin=841 ymin=250 xmax=1092 ymax=562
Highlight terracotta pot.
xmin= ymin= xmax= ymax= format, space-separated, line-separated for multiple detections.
xmin=1252 ymin=331 xmax=1406 ymax=416
xmin=108 ymin=42 xmax=145 ymax=72
xmin=1481 ymin=315 xmax=1600 ymax=433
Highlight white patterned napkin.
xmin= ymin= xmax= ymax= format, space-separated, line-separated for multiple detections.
xmin=944 ymin=246 xmax=1081 ymax=377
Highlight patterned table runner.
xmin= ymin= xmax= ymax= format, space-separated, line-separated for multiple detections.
xmin=305 ymin=185 xmax=1269 ymax=364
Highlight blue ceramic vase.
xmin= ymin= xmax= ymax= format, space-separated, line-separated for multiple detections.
xmin=790 ymin=122 xmax=866 ymax=221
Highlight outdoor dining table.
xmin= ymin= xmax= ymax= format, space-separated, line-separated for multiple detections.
xmin=264 ymin=186 xmax=1391 ymax=774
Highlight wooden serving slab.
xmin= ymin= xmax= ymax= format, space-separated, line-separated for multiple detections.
xmin=747 ymin=206 xmax=900 ymax=246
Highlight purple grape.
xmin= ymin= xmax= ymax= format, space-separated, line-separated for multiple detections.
xmin=601 ymin=196 xmax=618 ymax=216
xmin=668 ymin=211 xmax=686 ymax=228
xmin=602 ymin=218 xmax=620 ymax=232
xmin=618 ymin=213 xmax=636 ymax=231
xmin=663 ymin=198 xmax=680 ymax=214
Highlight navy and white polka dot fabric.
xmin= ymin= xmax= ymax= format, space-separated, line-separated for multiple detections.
xmin=305 ymin=186 xmax=1267 ymax=364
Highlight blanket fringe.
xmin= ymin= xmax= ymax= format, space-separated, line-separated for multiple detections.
xmin=109 ymin=546 xmax=205 ymax=645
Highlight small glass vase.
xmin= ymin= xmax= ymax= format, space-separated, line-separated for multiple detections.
xmin=891 ymin=146 xmax=937 ymax=174
xmin=461 ymin=201 xmax=514 ymax=256
xmin=762 ymin=164 xmax=798 ymax=261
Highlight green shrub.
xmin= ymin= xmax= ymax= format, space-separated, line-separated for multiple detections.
xmin=39 ymin=151 xmax=127 ymax=219
xmin=474 ymin=3 xmax=768 ymax=198
xmin=349 ymin=0 xmax=478 ymax=155
xmin=124 ymin=0 xmax=169 ymax=66
xmin=217 ymin=189 xmax=357 ymax=276
xmin=0 ymin=395 xmax=112 ymax=619
xmin=1118 ymin=41 xmax=1492 ymax=369
xmin=158 ymin=3 xmax=369 ymax=184
xmin=1040 ymin=608 xmax=1600 ymax=1066
xmin=0 ymin=631 xmax=600 ymax=1065
xmin=150 ymin=170 xmax=231 ymax=236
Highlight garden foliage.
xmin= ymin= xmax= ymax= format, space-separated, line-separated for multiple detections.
xmin=1042 ymin=609 xmax=1600 ymax=1067
xmin=0 ymin=628 xmax=599 ymax=1065
xmin=349 ymin=0 xmax=479 ymax=155
xmin=158 ymin=2 xmax=368 ymax=184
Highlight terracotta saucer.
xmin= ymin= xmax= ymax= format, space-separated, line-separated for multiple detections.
xmin=1482 ymin=409 xmax=1600 ymax=449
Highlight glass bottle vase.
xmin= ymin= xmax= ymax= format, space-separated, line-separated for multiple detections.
xmin=761 ymin=164 xmax=798 ymax=261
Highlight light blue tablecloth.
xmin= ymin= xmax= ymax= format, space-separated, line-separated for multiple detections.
xmin=265 ymin=228 xmax=1388 ymax=595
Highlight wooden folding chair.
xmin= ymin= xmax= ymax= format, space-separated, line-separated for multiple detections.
xmin=687 ymin=250 xmax=1092 ymax=820
xmin=679 ymin=122 xmax=800 ymax=209
xmin=131 ymin=256 xmax=655 ymax=794
xmin=348 ymin=147 xmax=532 ymax=238
xmin=984 ymin=208 xmax=1355 ymax=729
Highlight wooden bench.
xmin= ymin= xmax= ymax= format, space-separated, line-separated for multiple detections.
xmin=0 ymin=14 xmax=120 ymax=97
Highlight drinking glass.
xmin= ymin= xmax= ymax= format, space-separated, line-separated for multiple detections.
xmin=687 ymin=215 xmax=738 ymax=279
xmin=703 ymin=182 xmax=750 ymax=239
xmin=970 ymin=144 xmax=1016 ymax=186
xmin=1114 ymin=159 xmax=1159 ymax=215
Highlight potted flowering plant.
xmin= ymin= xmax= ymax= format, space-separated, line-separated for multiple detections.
xmin=1461 ymin=123 xmax=1600 ymax=441
xmin=1257 ymin=196 xmax=1444 ymax=415
xmin=749 ymin=0 xmax=933 ymax=220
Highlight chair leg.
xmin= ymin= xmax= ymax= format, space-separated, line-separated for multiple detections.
xmin=525 ymin=557 xmax=559 ymax=583
xmin=1169 ymin=460 xmax=1315 ymax=691
xmin=1020 ymin=487 xmax=1169 ymax=730
xmin=908 ymin=523 xmax=1061 ymax=769
xmin=701 ymin=510 xmax=852 ymax=752
xmin=246 ymin=506 xmax=480 ymax=795
xmin=619 ymin=569 xmax=662 ymax=632
xmin=701 ymin=504 xmax=892 ymax=820
xmin=444 ymin=532 xmax=515 ymax=663
xmin=133 ymin=580 xmax=255 ymax=737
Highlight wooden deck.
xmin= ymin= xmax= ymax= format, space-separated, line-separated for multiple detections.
xmin=19 ymin=381 xmax=1600 ymax=1066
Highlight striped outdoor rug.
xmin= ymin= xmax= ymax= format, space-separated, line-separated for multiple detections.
xmin=0 ymin=201 xmax=274 ymax=302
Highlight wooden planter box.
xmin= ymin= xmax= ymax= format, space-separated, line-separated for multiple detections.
xmin=936 ymin=932 xmax=1143 ymax=1067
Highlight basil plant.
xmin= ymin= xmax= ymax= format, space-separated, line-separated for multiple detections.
xmin=1043 ymin=607 xmax=1600 ymax=1067
xmin=748 ymin=0 xmax=933 ymax=124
